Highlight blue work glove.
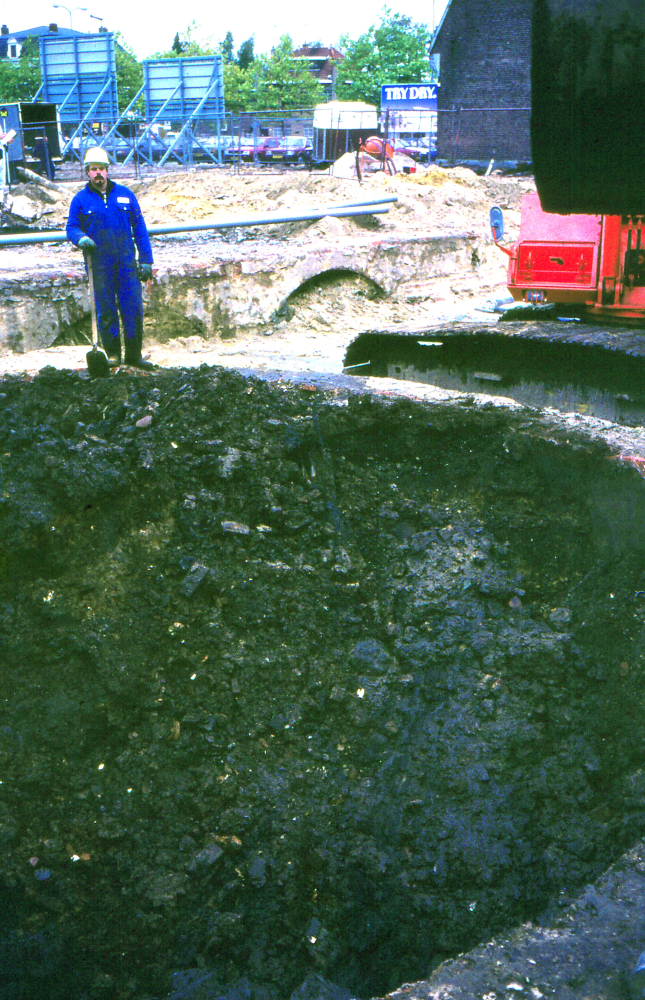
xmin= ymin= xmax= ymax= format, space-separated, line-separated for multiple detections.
xmin=78 ymin=236 xmax=97 ymax=252
xmin=138 ymin=263 xmax=153 ymax=281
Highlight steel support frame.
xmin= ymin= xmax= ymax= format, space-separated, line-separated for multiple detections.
xmin=62 ymin=78 xmax=116 ymax=160
xmin=99 ymin=85 xmax=160 ymax=168
xmin=157 ymin=76 xmax=225 ymax=167
xmin=120 ymin=83 xmax=182 ymax=166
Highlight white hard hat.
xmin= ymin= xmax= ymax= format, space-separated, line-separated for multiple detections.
xmin=84 ymin=146 xmax=110 ymax=166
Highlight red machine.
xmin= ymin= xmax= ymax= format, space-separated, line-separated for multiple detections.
xmin=499 ymin=1 xmax=645 ymax=324
xmin=496 ymin=193 xmax=645 ymax=324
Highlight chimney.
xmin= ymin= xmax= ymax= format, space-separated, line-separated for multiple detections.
xmin=1 ymin=26 xmax=8 ymax=35
xmin=48 ymin=23 xmax=58 ymax=32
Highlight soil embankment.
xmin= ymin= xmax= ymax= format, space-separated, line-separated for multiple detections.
xmin=4 ymin=165 xmax=645 ymax=1000
xmin=2 ymin=364 xmax=645 ymax=998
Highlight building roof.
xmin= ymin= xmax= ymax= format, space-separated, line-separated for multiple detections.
xmin=430 ymin=0 xmax=453 ymax=53
xmin=293 ymin=45 xmax=344 ymax=59
xmin=10 ymin=25 xmax=84 ymax=41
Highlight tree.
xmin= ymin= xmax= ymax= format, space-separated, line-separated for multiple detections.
xmin=222 ymin=61 xmax=255 ymax=113
xmin=339 ymin=7 xmax=432 ymax=106
xmin=0 ymin=36 xmax=41 ymax=103
xmin=237 ymin=37 xmax=255 ymax=71
xmin=222 ymin=34 xmax=322 ymax=113
xmin=150 ymin=22 xmax=214 ymax=59
xmin=115 ymin=33 xmax=144 ymax=110
xmin=258 ymin=35 xmax=323 ymax=110
xmin=221 ymin=31 xmax=234 ymax=63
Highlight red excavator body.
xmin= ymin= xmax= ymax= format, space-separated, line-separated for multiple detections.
xmin=499 ymin=1 xmax=645 ymax=323
xmin=506 ymin=193 xmax=645 ymax=323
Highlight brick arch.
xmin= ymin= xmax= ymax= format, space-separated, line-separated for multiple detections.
xmin=272 ymin=266 xmax=387 ymax=319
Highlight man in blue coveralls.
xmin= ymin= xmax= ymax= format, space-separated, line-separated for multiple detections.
xmin=66 ymin=146 xmax=155 ymax=369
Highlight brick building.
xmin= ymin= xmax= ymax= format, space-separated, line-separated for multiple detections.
xmin=293 ymin=46 xmax=344 ymax=100
xmin=429 ymin=0 xmax=532 ymax=166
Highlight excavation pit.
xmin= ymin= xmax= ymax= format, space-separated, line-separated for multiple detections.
xmin=2 ymin=365 xmax=645 ymax=1000
xmin=344 ymin=327 xmax=645 ymax=426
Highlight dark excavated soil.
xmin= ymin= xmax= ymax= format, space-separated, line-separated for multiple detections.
xmin=2 ymin=366 xmax=645 ymax=1000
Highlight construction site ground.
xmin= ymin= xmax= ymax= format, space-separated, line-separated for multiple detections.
xmin=0 ymin=161 xmax=529 ymax=377
xmin=9 ymin=163 xmax=645 ymax=1000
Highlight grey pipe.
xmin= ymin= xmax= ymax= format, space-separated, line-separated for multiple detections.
xmin=319 ymin=196 xmax=397 ymax=209
xmin=0 ymin=199 xmax=395 ymax=248
xmin=148 ymin=204 xmax=390 ymax=235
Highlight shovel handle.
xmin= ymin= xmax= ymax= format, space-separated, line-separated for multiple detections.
xmin=84 ymin=248 xmax=100 ymax=350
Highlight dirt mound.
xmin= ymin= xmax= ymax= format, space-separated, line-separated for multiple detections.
xmin=35 ymin=165 xmax=531 ymax=249
xmin=1 ymin=365 xmax=644 ymax=999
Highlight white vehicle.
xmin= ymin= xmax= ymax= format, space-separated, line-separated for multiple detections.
xmin=313 ymin=102 xmax=378 ymax=164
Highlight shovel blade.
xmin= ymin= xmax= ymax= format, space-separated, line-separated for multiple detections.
xmin=86 ymin=346 xmax=110 ymax=378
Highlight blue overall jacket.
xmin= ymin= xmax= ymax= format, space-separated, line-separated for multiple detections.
xmin=66 ymin=180 xmax=153 ymax=266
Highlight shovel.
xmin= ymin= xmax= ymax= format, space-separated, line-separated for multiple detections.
xmin=84 ymin=249 xmax=110 ymax=378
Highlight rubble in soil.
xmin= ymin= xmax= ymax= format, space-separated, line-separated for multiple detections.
xmin=3 ymin=366 xmax=645 ymax=999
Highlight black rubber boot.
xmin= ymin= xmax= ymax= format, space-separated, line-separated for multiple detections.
xmin=128 ymin=358 xmax=157 ymax=370
xmin=123 ymin=318 xmax=152 ymax=368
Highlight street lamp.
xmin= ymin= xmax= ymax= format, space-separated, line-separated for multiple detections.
xmin=89 ymin=14 xmax=104 ymax=30
xmin=53 ymin=5 xmax=88 ymax=29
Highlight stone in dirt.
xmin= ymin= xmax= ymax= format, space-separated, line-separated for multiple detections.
xmin=3 ymin=193 xmax=43 ymax=222
xmin=290 ymin=974 xmax=351 ymax=1000
xmin=349 ymin=638 xmax=393 ymax=673
xmin=180 ymin=561 xmax=210 ymax=595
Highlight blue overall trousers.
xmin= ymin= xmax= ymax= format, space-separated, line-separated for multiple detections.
xmin=67 ymin=181 xmax=153 ymax=361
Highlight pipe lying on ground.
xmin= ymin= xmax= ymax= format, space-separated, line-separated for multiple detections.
xmin=318 ymin=196 xmax=397 ymax=210
xmin=0 ymin=199 xmax=396 ymax=248
xmin=15 ymin=166 xmax=70 ymax=196
xmin=148 ymin=204 xmax=390 ymax=236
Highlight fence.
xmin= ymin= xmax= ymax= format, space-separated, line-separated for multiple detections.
xmin=436 ymin=107 xmax=532 ymax=168
xmin=56 ymin=111 xmax=318 ymax=173
xmin=21 ymin=106 xmax=532 ymax=179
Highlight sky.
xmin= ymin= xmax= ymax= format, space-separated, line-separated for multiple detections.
xmin=9 ymin=0 xmax=450 ymax=60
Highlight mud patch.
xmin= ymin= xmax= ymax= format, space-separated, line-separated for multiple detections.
xmin=2 ymin=367 xmax=645 ymax=999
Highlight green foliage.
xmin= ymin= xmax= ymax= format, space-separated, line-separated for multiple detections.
xmin=0 ymin=36 xmax=41 ymax=103
xmin=339 ymin=7 xmax=432 ymax=106
xmin=223 ymin=34 xmax=322 ymax=112
xmin=221 ymin=31 xmax=234 ymax=64
xmin=115 ymin=34 xmax=144 ymax=111
xmin=224 ymin=35 xmax=322 ymax=113
xmin=237 ymin=37 xmax=255 ymax=71
xmin=260 ymin=35 xmax=323 ymax=110
xmin=150 ymin=21 xmax=214 ymax=59
xmin=222 ymin=61 xmax=255 ymax=113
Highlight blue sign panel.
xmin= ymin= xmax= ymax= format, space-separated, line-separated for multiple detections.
xmin=39 ymin=33 xmax=118 ymax=122
xmin=143 ymin=57 xmax=225 ymax=119
xmin=381 ymin=84 xmax=438 ymax=109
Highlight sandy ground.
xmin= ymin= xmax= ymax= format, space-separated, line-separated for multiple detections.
xmin=0 ymin=162 xmax=531 ymax=378
xmin=16 ymin=159 xmax=532 ymax=236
